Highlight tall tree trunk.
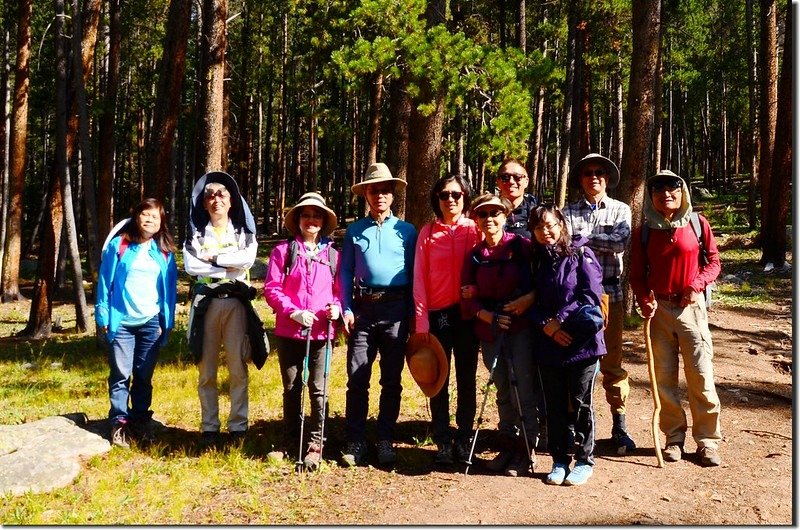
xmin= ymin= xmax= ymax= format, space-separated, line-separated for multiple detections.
xmin=22 ymin=171 xmax=63 ymax=338
xmin=761 ymin=0 xmax=791 ymax=268
xmin=556 ymin=2 xmax=579 ymax=207
xmin=97 ymin=0 xmax=121 ymax=241
xmin=386 ymin=77 xmax=411 ymax=220
xmin=72 ymin=0 xmax=100 ymax=278
xmin=746 ymin=0 xmax=759 ymax=229
xmin=618 ymin=0 xmax=662 ymax=316
xmin=757 ymin=0 xmax=778 ymax=255
xmin=0 ymin=7 xmax=9 ymax=283
xmin=2 ymin=0 xmax=31 ymax=302
xmin=197 ymin=0 xmax=227 ymax=173
xmin=56 ymin=0 xmax=89 ymax=332
xmin=145 ymin=0 xmax=192 ymax=199
xmin=366 ymin=71 xmax=383 ymax=166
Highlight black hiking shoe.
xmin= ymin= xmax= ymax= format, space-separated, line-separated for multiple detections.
xmin=434 ymin=442 xmax=454 ymax=465
xmin=111 ymin=422 xmax=130 ymax=449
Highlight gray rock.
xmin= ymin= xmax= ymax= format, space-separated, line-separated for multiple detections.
xmin=0 ymin=415 xmax=111 ymax=496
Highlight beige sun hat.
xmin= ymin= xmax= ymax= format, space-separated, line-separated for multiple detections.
xmin=469 ymin=194 xmax=511 ymax=218
xmin=351 ymin=162 xmax=407 ymax=196
xmin=406 ymin=333 xmax=448 ymax=398
xmin=283 ymin=192 xmax=338 ymax=237
xmin=569 ymin=153 xmax=621 ymax=189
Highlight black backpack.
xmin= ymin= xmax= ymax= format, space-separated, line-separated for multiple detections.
xmin=283 ymin=238 xmax=338 ymax=279
xmin=640 ymin=212 xmax=713 ymax=308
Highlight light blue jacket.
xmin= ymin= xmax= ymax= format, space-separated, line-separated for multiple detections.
xmin=95 ymin=236 xmax=178 ymax=345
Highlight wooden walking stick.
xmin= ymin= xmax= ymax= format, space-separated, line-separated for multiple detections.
xmin=644 ymin=314 xmax=664 ymax=468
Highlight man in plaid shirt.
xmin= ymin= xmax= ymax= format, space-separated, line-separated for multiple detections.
xmin=562 ymin=153 xmax=636 ymax=455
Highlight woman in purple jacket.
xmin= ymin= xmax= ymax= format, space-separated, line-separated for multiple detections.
xmin=264 ymin=192 xmax=342 ymax=470
xmin=529 ymin=204 xmax=607 ymax=486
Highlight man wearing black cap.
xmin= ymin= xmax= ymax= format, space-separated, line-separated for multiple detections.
xmin=563 ymin=153 xmax=636 ymax=454
xmin=630 ymin=169 xmax=722 ymax=467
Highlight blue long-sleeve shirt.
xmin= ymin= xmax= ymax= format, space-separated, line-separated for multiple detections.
xmin=339 ymin=212 xmax=417 ymax=315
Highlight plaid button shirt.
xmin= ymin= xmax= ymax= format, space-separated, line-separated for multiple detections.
xmin=563 ymin=195 xmax=631 ymax=303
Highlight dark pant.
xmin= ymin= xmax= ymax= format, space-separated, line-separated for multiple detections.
xmin=276 ymin=335 xmax=329 ymax=448
xmin=428 ymin=305 xmax=479 ymax=445
xmin=540 ymin=358 xmax=599 ymax=465
xmin=345 ymin=298 xmax=409 ymax=443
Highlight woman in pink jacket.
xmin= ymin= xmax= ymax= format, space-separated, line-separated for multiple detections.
xmin=264 ymin=192 xmax=341 ymax=470
xmin=413 ymin=174 xmax=481 ymax=466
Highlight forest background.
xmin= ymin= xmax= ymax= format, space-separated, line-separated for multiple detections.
xmin=0 ymin=0 xmax=793 ymax=336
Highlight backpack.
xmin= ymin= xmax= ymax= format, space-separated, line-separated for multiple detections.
xmin=284 ymin=238 xmax=338 ymax=279
xmin=117 ymin=235 xmax=168 ymax=261
xmin=575 ymin=246 xmax=610 ymax=328
xmin=640 ymin=212 xmax=713 ymax=308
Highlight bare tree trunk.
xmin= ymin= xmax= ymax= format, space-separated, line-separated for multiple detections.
xmin=2 ymin=0 xmax=31 ymax=302
xmin=97 ymin=0 xmax=121 ymax=241
xmin=22 ymin=170 xmax=63 ymax=338
xmin=366 ymin=72 xmax=383 ymax=166
xmin=72 ymin=0 xmax=100 ymax=278
xmin=618 ymin=0 xmax=662 ymax=316
xmin=757 ymin=0 xmax=778 ymax=254
xmin=386 ymin=77 xmax=411 ymax=220
xmin=197 ymin=0 xmax=227 ymax=173
xmin=146 ymin=0 xmax=192 ymax=199
xmin=746 ymin=0 xmax=759 ymax=229
xmin=0 ymin=8 xmax=9 ymax=283
xmin=56 ymin=0 xmax=89 ymax=331
xmin=761 ymin=0 xmax=791 ymax=267
xmin=556 ymin=2 xmax=579 ymax=207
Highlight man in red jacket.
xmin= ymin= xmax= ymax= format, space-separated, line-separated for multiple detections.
xmin=630 ymin=170 xmax=722 ymax=467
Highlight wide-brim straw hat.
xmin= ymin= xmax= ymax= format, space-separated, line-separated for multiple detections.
xmin=569 ymin=153 xmax=621 ymax=189
xmin=351 ymin=162 xmax=407 ymax=196
xmin=469 ymin=195 xmax=511 ymax=218
xmin=406 ymin=333 xmax=448 ymax=398
xmin=283 ymin=192 xmax=338 ymax=237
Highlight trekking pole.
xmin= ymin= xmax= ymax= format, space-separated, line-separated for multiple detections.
xmin=644 ymin=313 xmax=664 ymax=468
xmin=504 ymin=346 xmax=534 ymax=473
xmin=317 ymin=319 xmax=334 ymax=471
xmin=465 ymin=332 xmax=504 ymax=476
xmin=296 ymin=326 xmax=312 ymax=471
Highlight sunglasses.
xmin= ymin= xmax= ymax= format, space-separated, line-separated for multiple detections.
xmin=205 ymin=189 xmax=230 ymax=200
xmin=437 ymin=191 xmax=464 ymax=201
xmin=650 ymin=179 xmax=682 ymax=192
xmin=582 ymin=168 xmax=607 ymax=177
xmin=497 ymin=173 xmax=527 ymax=183
xmin=476 ymin=209 xmax=504 ymax=219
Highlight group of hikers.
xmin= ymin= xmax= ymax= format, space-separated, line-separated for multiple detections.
xmin=93 ymin=152 xmax=723 ymax=487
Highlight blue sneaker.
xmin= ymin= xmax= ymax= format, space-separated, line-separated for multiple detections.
xmin=545 ymin=462 xmax=569 ymax=485
xmin=564 ymin=462 xmax=593 ymax=486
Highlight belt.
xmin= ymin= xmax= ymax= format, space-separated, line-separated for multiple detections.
xmin=358 ymin=287 xmax=408 ymax=303
xmin=655 ymin=293 xmax=682 ymax=304
xmin=602 ymin=277 xmax=620 ymax=286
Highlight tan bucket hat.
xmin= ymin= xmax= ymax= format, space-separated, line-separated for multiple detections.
xmin=406 ymin=333 xmax=448 ymax=398
xmin=351 ymin=162 xmax=407 ymax=196
xmin=569 ymin=153 xmax=621 ymax=189
xmin=283 ymin=192 xmax=338 ymax=237
xmin=469 ymin=194 xmax=511 ymax=219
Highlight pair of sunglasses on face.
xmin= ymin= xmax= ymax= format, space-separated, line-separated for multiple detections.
xmin=476 ymin=209 xmax=504 ymax=219
xmin=497 ymin=172 xmax=527 ymax=184
xmin=582 ymin=168 xmax=607 ymax=178
xmin=437 ymin=191 xmax=464 ymax=201
xmin=650 ymin=178 xmax=683 ymax=192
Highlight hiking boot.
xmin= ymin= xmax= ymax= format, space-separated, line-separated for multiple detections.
xmin=564 ymin=462 xmax=593 ymax=486
xmin=376 ymin=440 xmax=397 ymax=466
xmin=612 ymin=430 xmax=637 ymax=455
xmin=341 ymin=440 xmax=367 ymax=467
xmin=434 ymin=442 xmax=454 ymax=465
xmin=546 ymin=462 xmax=570 ymax=485
xmin=505 ymin=450 xmax=534 ymax=477
xmin=229 ymin=430 xmax=247 ymax=445
xmin=111 ymin=422 xmax=130 ymax=449
xmin=454 ymin=438 xmax=472 ymax=464
xmin=698 ymin=446 xmax=722 ymax=467
xmin=303 ymin=443 xmax=322 ymax=470
xmin=663 ymin=443 xmax=684 ymax=462
xmin=199 ymin=431 xmax=221 ymax=451
xmin=485 ymin=450 xmax=513 ymax=473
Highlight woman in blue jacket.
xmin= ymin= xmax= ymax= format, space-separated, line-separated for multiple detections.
xmin=96 ymin=198 xmax=178 ymax=448
xmin=529 ymin=204 xmax=606 ymax=486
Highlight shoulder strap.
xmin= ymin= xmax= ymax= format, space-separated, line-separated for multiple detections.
xmin=327 ymin=241 xmax=338 ymax=278
xmin=690 ymin=212 xmax=709 ymax=266
xmin=117 ymin=236 xmax=130 ymax=259
xmin=284 ymin=238 xmax=298 ymax=276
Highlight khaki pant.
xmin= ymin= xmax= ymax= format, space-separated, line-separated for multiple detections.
xmin=650 ymin=299 xmax=721 ymax=450
xmin=599 ymin=301 xmax=630 ymax=414
xmin=197 ymin=298 xmax=250 ymax=433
